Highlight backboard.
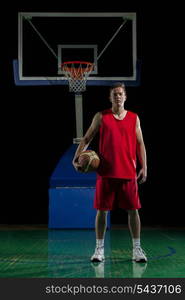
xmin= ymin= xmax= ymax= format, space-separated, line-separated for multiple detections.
xmin=14 ymin=12 xmax=140 ymax=86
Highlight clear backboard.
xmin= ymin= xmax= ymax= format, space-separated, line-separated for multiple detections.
xmin=14 ymin=12 xmax=140 ymax=87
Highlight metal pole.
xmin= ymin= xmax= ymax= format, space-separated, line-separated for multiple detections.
xmin=73 ymin=94 xmax=83 ymax=144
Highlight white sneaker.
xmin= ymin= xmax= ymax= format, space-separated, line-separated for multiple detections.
xmin=91 ymin=247 xmax=105 ymax=262
xmin=133 ymin=247 xmax=147 ymax=262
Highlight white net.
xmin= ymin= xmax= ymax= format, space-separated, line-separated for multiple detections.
xmin=62 ymin=61 xmax=93 ymax=93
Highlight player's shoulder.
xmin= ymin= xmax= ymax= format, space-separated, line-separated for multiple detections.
xmin=127 ymin=110 xmax=138 ymax=116
xmin=94 ymin=111 xmax=102 ymax=119
xmin=92 ymin=111 xmax=102 ymax=126
xmin=100 ymin=108 xmax=112 ymax=116
xmin=127 ymin=110 xmax=138 ymax=119
xmin=94 ymin=109 xmax=110 ymax=119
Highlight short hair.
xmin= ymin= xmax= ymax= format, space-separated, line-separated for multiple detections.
xmin=109 ymin=82 xmax=126 ymax=94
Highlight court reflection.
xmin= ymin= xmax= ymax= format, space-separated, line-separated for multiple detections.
xmin=90 ymin=261 xmax=147 ymax=278
xmin=48 ymin=229 xmax=148 ymax=278
xmin=91 ymin=262 xmax=105 ymax=278
xmin=132 ymin=262 xmax=148 ymax=278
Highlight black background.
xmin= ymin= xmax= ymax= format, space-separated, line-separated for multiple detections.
xmin=1 ymin=2 xmax=183 ymax=227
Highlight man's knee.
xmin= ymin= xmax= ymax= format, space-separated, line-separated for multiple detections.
xmin=127 ymin=209 xmax=138 ymax=216
xmin=97 ymin=210 xmax=108 ymax=219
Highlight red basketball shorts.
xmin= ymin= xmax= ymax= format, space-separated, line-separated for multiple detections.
xmin=94 ymin=177 xmax=141 ymax=211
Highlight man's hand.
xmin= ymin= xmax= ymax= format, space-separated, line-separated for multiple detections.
xmin=137 ymin=168 xmax=147 ymax=184
xmin=72 ymin=157 xmax=83 ymax=172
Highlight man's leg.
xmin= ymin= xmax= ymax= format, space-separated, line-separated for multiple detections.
xmin=95 ymin=210 xmax=108 ymax=239
xmin=91 ymin=210 xmax=108 ymax=262
xmin=127 ymin=209 xmax=147 ymax=262
xmin=127 ymin=209 xmax=140 ymax=239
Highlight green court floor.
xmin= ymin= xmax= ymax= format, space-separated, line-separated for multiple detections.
xmin=0 ymin=226 xmax=184 ymax=278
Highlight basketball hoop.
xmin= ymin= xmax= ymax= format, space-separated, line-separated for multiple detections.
xmin=62 ymin=61 xmax=94 ymax=93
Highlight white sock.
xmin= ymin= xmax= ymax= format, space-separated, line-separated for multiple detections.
xmin=96 ymin=239 xmax=104 ymax=248
xmin=133 ymin=238 xmax=140 ymax=248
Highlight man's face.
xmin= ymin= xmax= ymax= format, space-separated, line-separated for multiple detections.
xmin=110 ymin=87 xmax=126 ymax=107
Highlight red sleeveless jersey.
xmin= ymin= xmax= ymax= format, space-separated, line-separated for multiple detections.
xmin=97 ymin=109 xmax=137 ymax=179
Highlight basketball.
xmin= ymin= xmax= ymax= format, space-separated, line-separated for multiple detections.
xmin=78 ymin=150 xmax=100 ymax=173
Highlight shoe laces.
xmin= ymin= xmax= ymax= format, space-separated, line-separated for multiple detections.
xmin=95 ymin=246 xmax=104 ymax=255
xmin=134 ymin=247 xmax=146 ymax=256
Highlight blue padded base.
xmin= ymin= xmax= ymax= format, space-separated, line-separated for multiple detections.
xmin=48 ymin=145 xmax=111 ymax=229
xmin=49 ymin=144 xmax=97 ymax=187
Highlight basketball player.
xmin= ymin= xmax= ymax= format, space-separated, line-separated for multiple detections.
xmin=72 ymin=82 xmax=147 ymax=263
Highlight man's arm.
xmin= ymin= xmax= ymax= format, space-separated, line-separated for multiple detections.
xmin=136 ymin=116 xmax=147 ymax=184
xmin=72 ymin=112 xmax=102 ymax=171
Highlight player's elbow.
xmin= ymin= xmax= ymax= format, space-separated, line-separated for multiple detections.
xmin=83 ymin=135 xmax=91 ymax=146
xmin=137 ymin=140 xmax=145 ymax=152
